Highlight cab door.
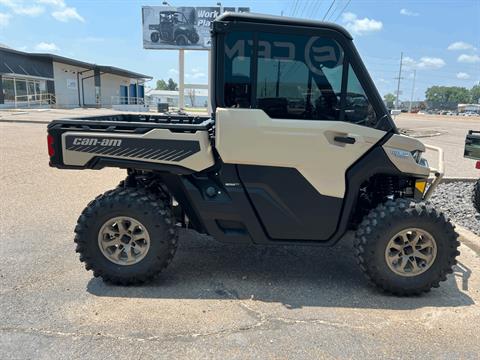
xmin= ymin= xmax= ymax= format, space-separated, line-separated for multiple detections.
xmin=215 ymin=29 xmax=391 ymax=241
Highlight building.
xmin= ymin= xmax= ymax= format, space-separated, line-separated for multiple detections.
xmin=0 ymin=45 xmax=152 ymax=109
xmin=145 ymin=88 xmax=209 ymax=108
xmin=458 ymin=103 xmax=480 ymax=113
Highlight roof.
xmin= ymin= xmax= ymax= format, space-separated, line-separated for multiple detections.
xmin=0 ymin=45 xmax=152 ymax=80
xmin=216 ymin=12 xmax=353 ymax=40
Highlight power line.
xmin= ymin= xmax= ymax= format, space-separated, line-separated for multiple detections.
xmin=291 ymin=0 xmax=300 ymax=16
xmin=333 ymin=0 xmax=352 ymax=22
xmin=322 ymin=0 xmax=336 ymax=21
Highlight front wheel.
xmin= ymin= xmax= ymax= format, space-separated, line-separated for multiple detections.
xmin=354 ymin=199 xmax=460 ymax=295
xmin=150 ymin=32 xmax=160 ymax=43
xmin=74 ymin=187 xmax=178 ymax=285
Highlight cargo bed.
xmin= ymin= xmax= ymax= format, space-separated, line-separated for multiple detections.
xmin=47 ymin=113 xmax=215 ymax=173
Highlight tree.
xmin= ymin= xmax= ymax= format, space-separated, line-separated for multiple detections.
xmin=383 ymin=93 xmax=396 ymax=108
xmin=156 ymin=79 xmax=168 ymax=90
xmin=425 ymin=86 xmax=470 ymax=110
xmin=167 ymin=78 xmax=178 ymax=91
xmin=155 ymin=78 xmax=178 ymax=91
xmin=470 ymin=84 xmax=480 ymax=104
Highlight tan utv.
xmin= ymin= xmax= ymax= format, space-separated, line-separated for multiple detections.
xmin=47 ymin=13 xmax=459 ymax=295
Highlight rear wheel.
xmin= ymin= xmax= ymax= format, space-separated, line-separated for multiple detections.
xmin=473 ymin=179 xmax=480 ymax=213
xmin=74 ymin=187 xmax=178 ymax=285
xmin=150 ymin=32 xmax=160 ymax=43
xmin=354 ymin=199 xmax=459 ymax=295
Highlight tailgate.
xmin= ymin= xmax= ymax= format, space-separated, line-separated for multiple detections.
xmin=47 ymin=120 xmax=215 ymax=173
xmin=464 ymin=130 xmax=480 ymax=160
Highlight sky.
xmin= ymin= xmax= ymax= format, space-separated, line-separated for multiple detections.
xmin=0 ymin=0 xmax=479 ymax=101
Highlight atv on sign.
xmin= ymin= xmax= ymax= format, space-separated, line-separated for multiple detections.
xmin=149 ymin=10 xmax=200 ymax=46
xmin=48 ymin=13 xmax=460 ymax=296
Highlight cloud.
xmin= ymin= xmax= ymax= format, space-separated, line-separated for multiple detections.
xmin=447 ymin=41 xmax=476 ymax=51
xmin=0 ymin=0 xmax=44 ymax=16
xmin=52 ymin=7 xmax=83 ymax=22
xmin=168 ymin=68 xmax=179 ymax=75
xmin=35 ymin=41 xmax=59 ymax=51
xmin=36 ymin=0 xmax=65 ymax=6
xmin=456 ymin=72 xmax=470 ymax=79
xmin=402 ymin=56 xmax=445 ymax=70
xmin=400 ymin=8 xmax=419 ymax=16
xmin=341 ymin=12 xmax=382 ymax=35
xmin=458 ymin=54 xmax=480 ymax=63
xmin=0 ymin=12 xmax=11 ymax=27
xmin=416 ymin=57 xmax=446 ymax=69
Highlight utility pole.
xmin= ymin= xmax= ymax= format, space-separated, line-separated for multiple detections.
xmin=395 ymin=52 xmax=403 ymax=109
xmin=409 ymin=69 xmax=416 ymax=113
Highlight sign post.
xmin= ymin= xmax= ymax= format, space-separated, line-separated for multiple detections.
xmin=179 ymin=49 xmax=185 ymax=109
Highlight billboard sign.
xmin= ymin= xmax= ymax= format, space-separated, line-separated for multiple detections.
xmin=142 ymin=6 xmax=249 ymax=50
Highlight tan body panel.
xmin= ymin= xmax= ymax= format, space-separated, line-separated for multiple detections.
xmin=215 ymin=108 xmax=386 ymax=198
xmin=382 ymin=134 xmax=430 ymax=177
xmin=62 ymin=128 xmax=215 ymax=172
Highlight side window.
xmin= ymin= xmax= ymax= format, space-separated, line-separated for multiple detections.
xmin=345 ymin=64 xmax=377 ymax=127
xmin=256 ymin=33 xmax=344 ymax=120
xmin=223 ymin=32 xmax=252 ymax=108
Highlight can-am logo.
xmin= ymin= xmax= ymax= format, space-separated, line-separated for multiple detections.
xmin=72 ymin=137 xmax=122 ymax=147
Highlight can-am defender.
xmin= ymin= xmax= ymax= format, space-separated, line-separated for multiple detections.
xmin=48 ymin=13 xmax=459 ymax=295
xmin=464 ymin=130 xmax=480 ymax=212
xmin=149 ymin=10 xmax=200 ymax=46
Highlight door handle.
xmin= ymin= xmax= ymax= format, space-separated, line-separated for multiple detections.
xmin=334 ymin=136 xmax=356 ymax=144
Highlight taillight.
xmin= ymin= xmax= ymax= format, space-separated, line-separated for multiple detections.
xmin=476 ymin=161 xmax=480 ymax=169
xmin=47 ymin=134 xmax=55 ymax=157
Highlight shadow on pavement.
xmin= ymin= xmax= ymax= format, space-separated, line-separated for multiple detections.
xmin=87 ymin=230 xmax=475 ymax=310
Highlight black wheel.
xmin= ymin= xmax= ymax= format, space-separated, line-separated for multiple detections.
xmin=175 ymin=34 xmax=187 ymax=46
xmin=188 ymin=32 xmax=199 ymax=44
xmin=150 ymin=32 xmax=160 ymax=43
xmin=74 ymin=187 xmax=178 ymax=285
xmin=473 ymin=179 xmax=480 ymax=213
xmin=354 ymin=199 xmax=460 ymax=296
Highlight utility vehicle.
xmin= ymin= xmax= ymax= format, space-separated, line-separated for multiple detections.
xmin=464 ymin=130 xmax=480 ymax=212
xmin=149 ymin=10 xmax=199 ymax=46
xmin=47 ymin=13 xmax=459 ymax=295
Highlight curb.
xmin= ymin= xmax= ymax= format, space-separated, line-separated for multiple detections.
xmin=442 ymin=177 xmax=478 ymax=183
xmin=456 ymin=225 xmax=480 ymax=255
xmin=0 ymin=119 xmax=50 ymax=125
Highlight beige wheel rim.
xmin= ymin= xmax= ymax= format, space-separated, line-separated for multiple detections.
xmin=385 ymin=228 xmax=437 ymax=277
xmin=98 ymin=216 xmax=150 ymax=266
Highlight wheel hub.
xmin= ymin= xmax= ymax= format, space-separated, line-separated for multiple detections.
xmin=385 ymin=228 xmax=437 ymax=277
xmin=98 ymin=216 xmax=151 ymax=266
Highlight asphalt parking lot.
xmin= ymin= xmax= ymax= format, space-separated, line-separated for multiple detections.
xmin=1 ymin=111 xmax=480 ymax=359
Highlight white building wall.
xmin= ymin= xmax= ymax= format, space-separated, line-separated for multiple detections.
xmin=52 ymin=62 xmax=89 ymax=108
xmin=53 ymin=61 xmax=142 ymax=108
xmin=100 ymin=73 xmax=133 ymax=106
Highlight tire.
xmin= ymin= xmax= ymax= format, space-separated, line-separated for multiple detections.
xmin=354 ymin=199 xmax=460 ymax=296
xmin=472 ymin=179 xmax=480 ymax=213
xmin=74 ymin=187 xmax=178 ymax=285
xmin=175 ymin=34 xmax=187 ymax=46
xmin=188 ymin=32 xmax=199 ymax=44
xmin=150 ymin=32 xmax=160 ymax=43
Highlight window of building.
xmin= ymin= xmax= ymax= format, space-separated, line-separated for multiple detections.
xmin=2 ymin=78 xmax=15 ymax=102
xmin=15 ymin=80 xmax=27 ymax=100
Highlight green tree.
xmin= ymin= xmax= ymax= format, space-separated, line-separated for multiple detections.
xmin=425 ymin=86 xmax=470 ymax=110
xmin=156 ymin=78 xmax=178 ymax=91
xmin=156 ymin=79 xmax=168 ymax=90
xmin=383 ymin=93 xmax=396 ymax=108
xmin=470 ymin=84 xmax=480 ymax=103
xmin=167 ymin=78 xmax=178 ymax=91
